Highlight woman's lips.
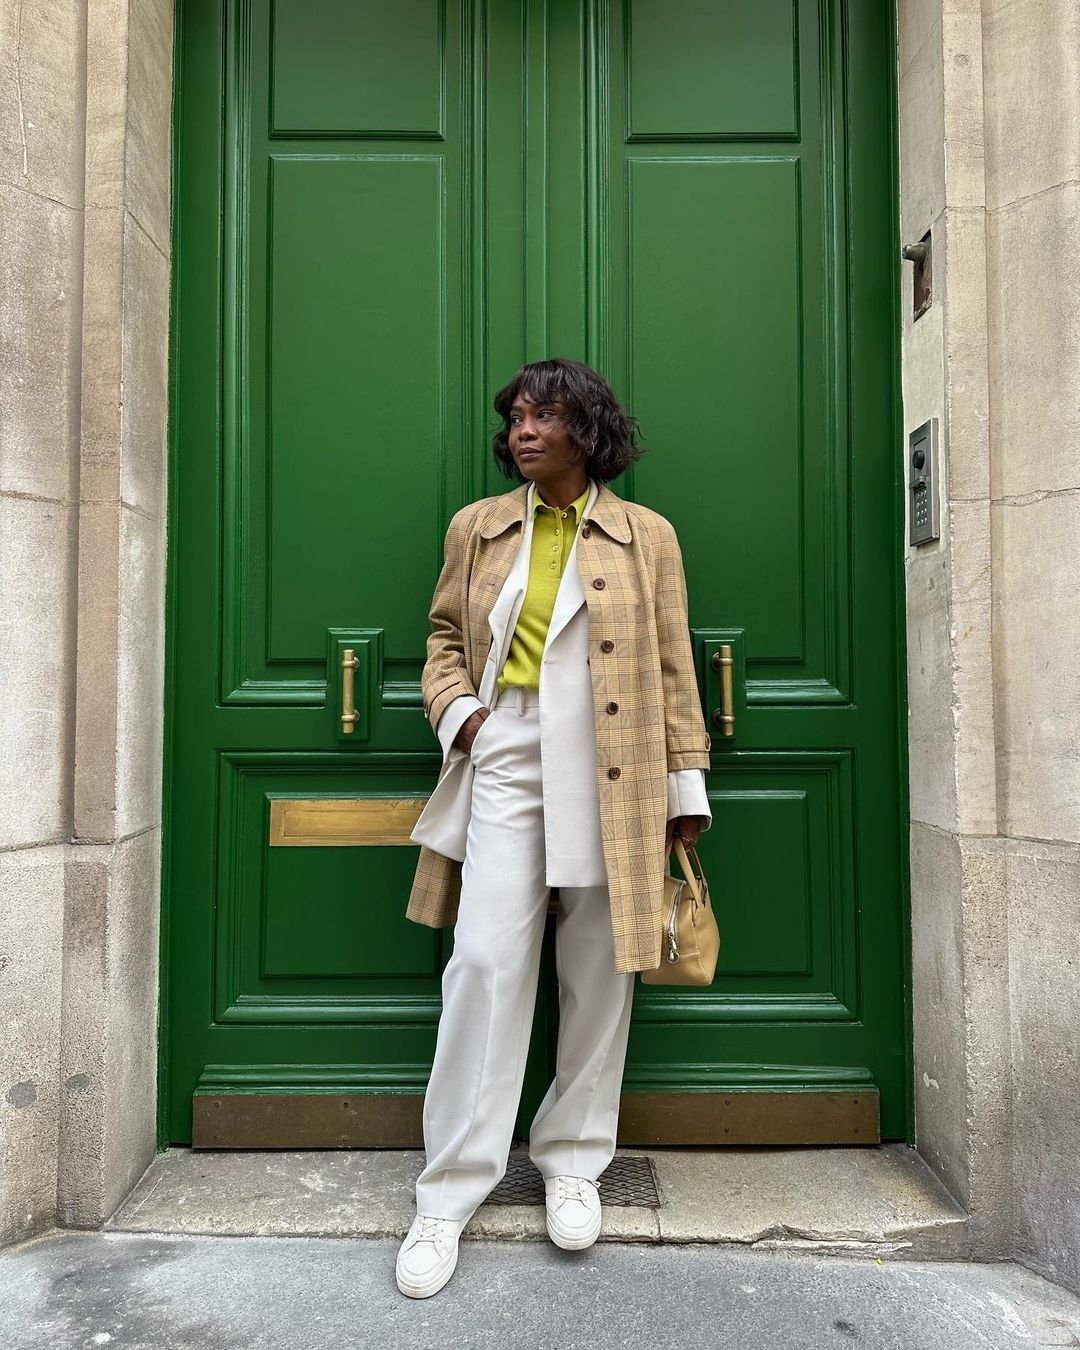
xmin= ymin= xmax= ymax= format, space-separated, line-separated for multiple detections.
xmin=518 ymin=449 xmax=543 ymax=460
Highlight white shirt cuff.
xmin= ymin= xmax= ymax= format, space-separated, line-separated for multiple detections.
xmin=666 ymin=768 xmax=712 ymax=830
xmin=434 ymin=694 xmax=485 ymax=762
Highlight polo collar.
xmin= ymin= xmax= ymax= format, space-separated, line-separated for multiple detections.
xmin=532 ymin=482 xmax=589 ymax=520
xmin=477 ymin=477 xmax=632 ymax=543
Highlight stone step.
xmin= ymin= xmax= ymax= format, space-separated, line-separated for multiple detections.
xmin=108 ymin=1142 xmax=970 ymax=1261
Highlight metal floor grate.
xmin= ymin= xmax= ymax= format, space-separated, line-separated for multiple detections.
xmin=486 ymin=1150 xmax=660 ymax=1208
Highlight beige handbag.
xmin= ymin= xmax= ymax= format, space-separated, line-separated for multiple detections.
xmin=640 ymin=835 xmax=720 ymax=986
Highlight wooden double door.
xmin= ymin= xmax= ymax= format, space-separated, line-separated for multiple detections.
xmin=164 ymin=0 xmax=909 ymax=1147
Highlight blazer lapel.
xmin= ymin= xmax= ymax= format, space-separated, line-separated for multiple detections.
xmin=542 ymin=478 xmax=596 ymax=653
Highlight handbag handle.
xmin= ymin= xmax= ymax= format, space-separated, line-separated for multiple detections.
xmin=670 ymin=835 xmax=705 ymax=904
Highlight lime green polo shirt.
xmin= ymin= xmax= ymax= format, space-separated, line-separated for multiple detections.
xmin=497 ymin=482 xmax=591 ymax=692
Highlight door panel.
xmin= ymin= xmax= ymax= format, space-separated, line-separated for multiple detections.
xmin=603 ymin=0 xmax=907 ymax=1138
xmin=165 ymin=0 xmax=909 ymax=1146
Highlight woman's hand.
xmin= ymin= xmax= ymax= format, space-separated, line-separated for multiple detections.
xmin=454 ymin=708 xmax=490 ymax=754
xmin=665 ymin=815 xmax=706 ymax=852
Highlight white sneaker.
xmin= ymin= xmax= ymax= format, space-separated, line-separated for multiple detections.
xmin=544 ymin=1175 xmax=602 ymax=1250
xmin=395 ymin=1213 xmax=468 ymax=1298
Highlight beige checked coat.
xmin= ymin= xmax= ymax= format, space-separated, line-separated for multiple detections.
xmin=405 ymin=478 xmax=712 ymax=974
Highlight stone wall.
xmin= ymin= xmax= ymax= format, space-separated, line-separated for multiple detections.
xmin=0 ymin=0 xmax=172 ymax=1243
xmin=898 ymin=0 xmax=1010 ymax=1260
xmin=983 ymin=0 xmax=1080 ymax=1293
xmin=899 ymin=0 xmax=1080 ymax=1292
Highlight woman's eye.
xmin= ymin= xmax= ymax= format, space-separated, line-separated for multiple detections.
xmin=510 ymin=409 xmax=556 ymax=425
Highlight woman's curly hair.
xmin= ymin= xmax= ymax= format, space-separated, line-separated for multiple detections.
xmin=491 ymin=357 xmax=645 ymax=483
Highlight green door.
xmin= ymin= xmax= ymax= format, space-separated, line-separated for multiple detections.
xmin=164 ymin=0 xmax=909 ymax=1147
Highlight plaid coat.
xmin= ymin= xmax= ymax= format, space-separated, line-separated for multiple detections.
xmin=405 ymin=479 xmax=711 ymax=973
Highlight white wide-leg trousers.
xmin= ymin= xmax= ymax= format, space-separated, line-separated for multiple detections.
xmin=414 ymin=684 xmax=636 ymax=1223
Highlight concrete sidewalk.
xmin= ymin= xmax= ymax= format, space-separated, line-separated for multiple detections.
xmin=5 ymin=1228 xmax=1080 ymax=1350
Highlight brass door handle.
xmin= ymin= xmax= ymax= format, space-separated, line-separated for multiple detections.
xmin=710 ymin=644 xmax=735 ymax=737
xmin=341 ymin=648 xmax=360 ymax=734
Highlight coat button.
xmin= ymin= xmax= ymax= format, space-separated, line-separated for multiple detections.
xmin=607 ymin=766 xmax=621 ymax=779
xmin=600 ymin=638 xmax=615 ymax=652
xmin=606 ymin=701 xmax=619 ymax=714
xmin=581 ymin=524 xmax=591 ymax=538
xmin=704 ymin=733 xmax=711 ymax=749
xmin=592 ymin=577 xmax=606 ymax=589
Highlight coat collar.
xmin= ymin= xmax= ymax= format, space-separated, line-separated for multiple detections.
xmin=477 ymin=477 xmax=632 ymax=543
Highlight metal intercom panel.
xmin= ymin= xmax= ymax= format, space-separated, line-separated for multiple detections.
xmin=908 ymin=417 xmax=940 ymax=546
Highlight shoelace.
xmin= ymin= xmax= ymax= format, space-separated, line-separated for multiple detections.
xmin=412 ymin=1215 xmax=453 ymax=1250
xmin=552 ymin=1176 xmax=593 ymax=1206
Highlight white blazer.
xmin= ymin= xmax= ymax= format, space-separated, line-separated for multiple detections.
xmin=409 ymin=478 xmax=710 ymax=885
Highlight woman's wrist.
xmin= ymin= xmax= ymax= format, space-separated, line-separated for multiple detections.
xmin=454 ymin=708 xmax=488 ymax=751
xmin=666 ymin=814 xmax=706 ymax=846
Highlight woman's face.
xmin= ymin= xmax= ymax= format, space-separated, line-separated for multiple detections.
xmin=508 ymin=394 xmax=585 ymax=481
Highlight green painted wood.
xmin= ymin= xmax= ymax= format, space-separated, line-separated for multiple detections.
xmin=163 ymin=0 xmax=911 ymax=1147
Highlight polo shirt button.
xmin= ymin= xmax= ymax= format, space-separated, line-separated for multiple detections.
xmin=606 ymin=701 xmax=619 ymax=714
xmin=607 ymin=766 xmax=621 ymax=779
xmin=600 ymin=639 xmax=614 ymax=652
xmin=592 ymin=578 xmax=606 ymax=589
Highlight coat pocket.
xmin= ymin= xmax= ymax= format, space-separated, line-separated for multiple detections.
xmin=467 ymin=708 xmax=497 ymax=760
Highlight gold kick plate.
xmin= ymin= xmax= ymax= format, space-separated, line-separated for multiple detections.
xmin=193 ymin=1090 xmax=880 ymax=1148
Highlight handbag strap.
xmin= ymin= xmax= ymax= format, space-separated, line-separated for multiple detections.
xmin=670 ymin=835 xmax=705 ymax=903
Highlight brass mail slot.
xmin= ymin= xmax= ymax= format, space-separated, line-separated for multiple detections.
xmin=268 ymin=797 xmax=427 ymax=847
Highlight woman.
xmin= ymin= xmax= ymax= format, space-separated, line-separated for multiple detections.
xmin=397 ymin=358 xmax=712 ymax=1298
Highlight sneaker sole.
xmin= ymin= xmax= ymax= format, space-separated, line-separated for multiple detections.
xmin=546 ymin=1209 xmax=603 ymax=1251
xmin=395 ymin=1243 xmax=460 ymax=1299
